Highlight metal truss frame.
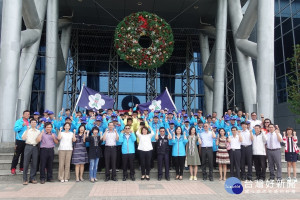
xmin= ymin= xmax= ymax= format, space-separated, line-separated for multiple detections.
xmin=225 ymin=41 xmax=235 ymax=111
xmin=108 ymin=42 xmax=119 ymax=110
xmin=146 ymin=68 xmax=157 ymax=102
xmin=182 ymin=36 xmax=197 ymax=114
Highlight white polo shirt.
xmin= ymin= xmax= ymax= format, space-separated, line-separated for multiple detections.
xmin=241 ymin=129 xmax=252 ymax=146
xmin=230 ymin=135 xmax=241 ymax=149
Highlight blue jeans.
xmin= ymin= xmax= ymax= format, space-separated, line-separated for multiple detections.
xmin=89 ymin=158 xmax=99 ymax=179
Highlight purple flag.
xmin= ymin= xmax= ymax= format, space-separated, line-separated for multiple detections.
xmin=138 ymin=88 xmax=177 ymax=112
xmin=76 ymin=86 xmax=114 ymax=111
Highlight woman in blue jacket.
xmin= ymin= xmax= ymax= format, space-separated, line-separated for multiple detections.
xmin=119 ymin=125 xmax=137 ymax=181
xmin=170 ymin=126 xmax=188 ymax=180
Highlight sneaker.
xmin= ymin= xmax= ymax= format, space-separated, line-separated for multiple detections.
xmin=293 ymin=177 xmax=297 ymax=182
xmin=19 ymin=168 xmax=24 ymax=172
xmin=64 ymin=180 xmax=68 ymax=182
xmin=23 ymin=181 xmax=28 ymax=185
xmin=287 ymin=177 xmax=291 ymax=181
xmin=60 ymin=180 xmax=64 ymax=183
xmin=29 ymin=180 xmax=38 ymax=184
xmin=194 ymin=176 xmax=197 ymax=181
xmin=11 ymin=168 xmax=16 ymax=175
xmin=189 ymin=176 xmax=194 ymax=181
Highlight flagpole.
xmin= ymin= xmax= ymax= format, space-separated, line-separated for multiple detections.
xmin=165 ymin=87 xmax=177 ymax=112
xmin=72 ymin=83 xmax=85 ymax=115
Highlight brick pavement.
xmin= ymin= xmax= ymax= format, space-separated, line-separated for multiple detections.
xmin=0 ymin=179 xmax=299 ymax=200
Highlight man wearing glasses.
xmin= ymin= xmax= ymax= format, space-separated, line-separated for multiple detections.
xmin=248 ymin=112 xmax=263 ymax=130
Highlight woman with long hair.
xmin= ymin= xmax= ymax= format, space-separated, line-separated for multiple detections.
xmin=72 ymin=125 xmax=88 ymax=182
xmin=186 ymin=127 xmax=201 ymax=181
xmin=216 ymin=128 xmax=230 ymax=181
xmin=283 ymin=127 xmax=299 ymax=182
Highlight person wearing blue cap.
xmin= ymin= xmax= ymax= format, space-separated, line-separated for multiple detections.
xmin=11 ymin=110 xmax=30 ymax=175
xmin=43 ymin=110 xmax=49 ymax=120
xmin=166 ymin=120 xmax=176 ymax=169
xmin=181 ymin=120 xmax=191 ymax=137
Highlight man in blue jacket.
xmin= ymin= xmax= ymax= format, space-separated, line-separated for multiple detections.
xmin=11 ymin=110 xmax=30 ymax=175
xmin=119 ymin=125 xmax=136 ymax=181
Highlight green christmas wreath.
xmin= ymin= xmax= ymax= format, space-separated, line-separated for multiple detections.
xmin=114 ymin=11 xmax=174 ymax=69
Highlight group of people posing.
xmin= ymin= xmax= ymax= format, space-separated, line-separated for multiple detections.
xmin=11 ymin=107 xmax=299 ymax=185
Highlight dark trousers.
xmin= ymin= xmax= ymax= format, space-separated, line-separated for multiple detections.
xmin=230 ymin=149 xmax=241 ymax=178
xmin=151 ymin=142 xmax=157 ymax=168
xmin=40 ymin=148 xmax=54 ymax=181
xmin=169 ymin=145 xmax=174 ymax=168
xmin=122 ymin=153 xmax=135 ymax=177
xmin=11 ymin=140 xmax=25 ymax=169
xmin=99 ymin=145 xmax=105 ymax=170
xmin=23 ymin=145 xmax=38 ymax=181
xmin=140 ymin=150 xmax=152 ymax=176
xmin=173 ymin=156 xmax=185 ymax=176
xmin=157 ymin=153 xmax=169 ymax=178
xmin=201 ymin=147 xmax=213 ymax=179
xmin=116 ymin=145 xmax=122 ymax=169
xmin=241 ymin=145 xmax=253 ymax=179
xmin=105 ymin=146 xmax=117 ymax=178
xmin=253 ymin=155 xmax=266 ymax=180
xmin=213 ymin=151 xmax=217 ymax=168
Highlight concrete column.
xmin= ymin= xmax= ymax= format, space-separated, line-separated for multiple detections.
xmin=257 ymin=0 xmax=275 ymax=121
xmin=18 ymin=0 xmax=48 ymax=118
xmin=45 ymin=0 xmax=58 ymax=112
xmin=213 ymin=0 xmax=228 ymax=119
xmin=199 ymin=33 xmax=213 ymax=115
xmin=0 ymin=0 xmax=22 ymax=142
xmin=56 ymin=24 xmax=72 ymax=114
xmin=228 ymin=0 xmax=257 ymax=114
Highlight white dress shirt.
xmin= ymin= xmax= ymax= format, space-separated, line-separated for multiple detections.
xmin=25 ymin=128 xmax=40 ymax=145
xmin=266 ymin=131 xmax=282 ymax=149
xmin=105 ymin=131 xmax=117 ymax=146
xmin=249 ymin=119 xmax=262 ymax=130
xmin=230 ymin=135 xmax=241 ymax=149
xmin=241 ymin=129 xmax=252 ymax=146
xmin=136 ymin=130 xmax=155 ymax=151
xmin=200 ymin=131 xmax=213 ymax=147
xmin=252 ymin=132 xmax=267 ymax=155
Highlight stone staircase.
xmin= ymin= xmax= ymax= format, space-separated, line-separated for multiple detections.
xmin=0 ymin=147 xmax=299 ymax=182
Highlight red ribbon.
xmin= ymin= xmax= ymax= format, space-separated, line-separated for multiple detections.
xmin=138 ymin=15 xmax=148 ymax=29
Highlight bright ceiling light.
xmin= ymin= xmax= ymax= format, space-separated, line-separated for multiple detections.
xmin=137 ymin=2 xmax=142 ymax=6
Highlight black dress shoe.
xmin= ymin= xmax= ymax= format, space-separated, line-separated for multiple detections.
xmin=131 ymin=176 xmax=136 ymax=181
xmin=105 ymin=177 xmax=110 ymax=182
xmin=40 ymin=180 xmax=45 ymax=184
xmin=158 ymin=177 xmax=162 ymax=181
xmin=141 ymin=176 xmax=145 ymax=180
xmin=203 ymin=177 xmax=207 ymax=181
xmin=113 ymin=177 xmax=118 ymax=181
xmin=47 ymin=179 xmax=54 ymax=182
xmin=209 ymin=177 xmax=214 ymax=181
xmin=166 ymin=177 xmax=170 ymax=181
xmin=123 ymin=176 xmax=127 ymax=181
xmin=146 ymin=176 xmax=150 ymax=181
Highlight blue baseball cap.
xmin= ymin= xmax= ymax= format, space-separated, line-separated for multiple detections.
xmin=96 ymin=116 xmax=102 ymax=121
xmin=236 ymin=118 xmax=241 ymax=121
xmin=44 ymin=110 xmax=49 ymax=113
xmin=111 ymin=113 xmax=117 ymax=117
xmin=246 ymin=121 xmax=251 ymax=124
xmin=80 ymin=116 xmax=87 ymax=121
xmin=224 ymin=115 xmax=230 ymax=121
xmin=181 ymin=109 xmax=186 ymax=112
xmin=112 ymin=118 xmax=118 ymax=122
xmin=184 ymin=120 xmax=190 ymax=123
xmin=168 ymin=112 xmax=173 ymax=115
xmin=33 ymin=112 xmax=40 ymax=115
xmin=183 ymin=114 xmax=188 ymax=117
xmin=206 ymin=115 xmax=212 ymax=118
xmin=40 ymin=117 xmax=46 ymax=122
xmin=230 ymin=117 xmax=236 ymax=120
xmin=154 ymin=110 xmax=160 ymax=113
xmin=153 ymin=115 xmax=159 ymax=118
xmin=169 ymin=120 xmax=175 ymax=124
xmin=48 ymin=111 xmax=54 ymax=115
xmin=194 ymin=113 xmax=198 ymax=116
xmin=212 ymin=125 xmax=217 ymax=129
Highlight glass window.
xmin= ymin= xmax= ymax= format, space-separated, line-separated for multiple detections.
xmin=275 ymin=38 xmax=284 ymax=64
xmin=283 ymin=31 xmax=295 ymax=60
xmin=276 ymin=76 xmax=287 ymax=90
xmin=277 ymin=89 xmax=287 ymax=103
xmin=282 ymin=17 xmax=292 ymax=34
xmin=275 ymin=63 xmax=285 ymax=77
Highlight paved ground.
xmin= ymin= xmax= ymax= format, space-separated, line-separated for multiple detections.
xmin=0 ymin=178 xmax=299 ymax=200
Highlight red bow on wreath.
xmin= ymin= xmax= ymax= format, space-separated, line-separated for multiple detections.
xmin=138 ymin=15 xmax=148 ymax=29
